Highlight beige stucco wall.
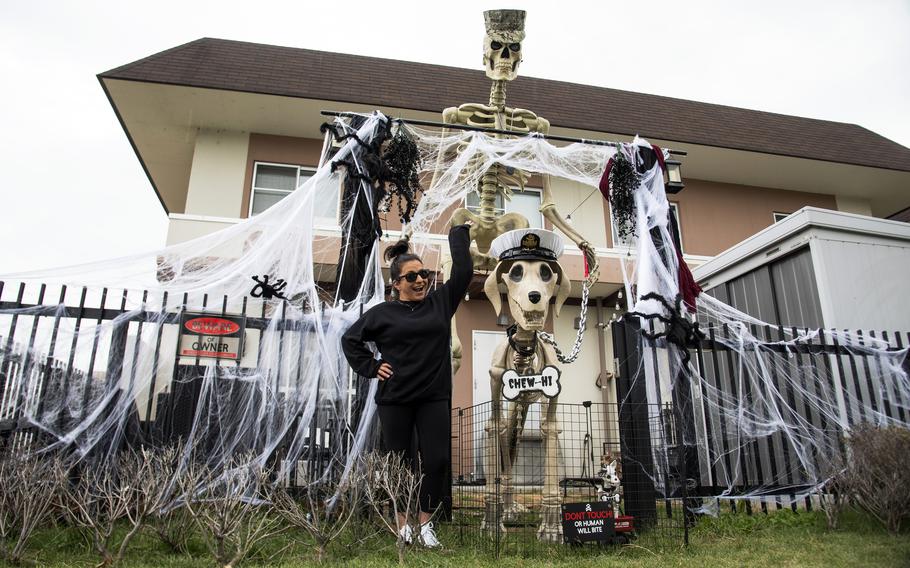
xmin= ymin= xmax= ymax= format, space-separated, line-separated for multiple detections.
xmin=550 ymin=304 xmax=603 ymax=405
xmin=549 ymin=178 xmax=610 ymax=248
xmin=184 ymin=129 xmax=251 ymax=217
xmin=165 ymin=215 xmax=238 ymax=246
xmin=670 ymin=179 xmax=838 ymax=256
xmin=835 ymin=195 xmax=873 ymax=216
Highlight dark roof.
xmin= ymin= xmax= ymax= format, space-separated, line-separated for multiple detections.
xmin=100 ymin=38 xmax=910 ymax=173
xmin=889 ymin=205 xmax=910 ymax=223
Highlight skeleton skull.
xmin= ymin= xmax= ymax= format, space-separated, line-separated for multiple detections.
xmin=483 ymin=9 xmax=525 ymax=81
xmin=484 ymin=259 xmax=571 ymax=331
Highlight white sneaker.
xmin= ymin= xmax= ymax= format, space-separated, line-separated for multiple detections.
xmin=398 ymin=523 xmax=413 ymax=545
xmin=419 ymin=521 xmax=442 ymax=548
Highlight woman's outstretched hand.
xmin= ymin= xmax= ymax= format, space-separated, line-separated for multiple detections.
xmin=377 ymin=362 xmax=394 ymax=381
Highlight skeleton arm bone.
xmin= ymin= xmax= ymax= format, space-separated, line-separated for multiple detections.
xmin=540 ymin=176 xmax=599 ymax=275
xmin=540 ymin=191 xmax=599 ymax=275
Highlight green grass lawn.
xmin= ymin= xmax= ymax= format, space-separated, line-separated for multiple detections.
xmin=3 ymin=509 xmax=908 ymax=567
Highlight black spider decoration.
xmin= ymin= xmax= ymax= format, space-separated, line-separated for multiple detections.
xmin=250 ymin=275 xmax=288 ymax=301
xmin=626 ymin=292 xmax=704 ymax=367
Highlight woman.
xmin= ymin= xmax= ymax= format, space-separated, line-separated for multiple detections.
xmin=342 ymin=222 xmax=472 ymax=548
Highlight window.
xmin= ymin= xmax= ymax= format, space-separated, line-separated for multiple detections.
xmin=465 ymin=188 xmax=543 ymax=228
xmin=773 ymin=212 xmax=790 ymax=223
xmin=611 ymin=202 xmax=682 ymax=252
xmin=250 ymin=162 xmax=324 ymax=217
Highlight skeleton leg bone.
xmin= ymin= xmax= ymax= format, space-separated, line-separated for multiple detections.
xmin=482 ymin=344 xmax=509 ymax=535
xmin=537 ymin=395 xmax=563 ymax=542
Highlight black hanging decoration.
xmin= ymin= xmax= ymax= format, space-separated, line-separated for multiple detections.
xmin=250 ymin=275 xmax=288 ymax=300
xmin=321 ymin=116 xmax=424 ymax=304
xmin=609 ymin=150 xmax=640 ymax=242
xmin=382 ymin=127 xmax=424 ymax=224
xmin=321 ymin=117 xmax=390 ymax=304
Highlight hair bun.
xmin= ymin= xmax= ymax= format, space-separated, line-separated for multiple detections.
xmin=383 ymin=238 xmax=411 ymax=263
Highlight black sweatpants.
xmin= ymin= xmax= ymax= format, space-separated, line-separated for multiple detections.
xmin=377 ymin=399 xmax=449 ymax=514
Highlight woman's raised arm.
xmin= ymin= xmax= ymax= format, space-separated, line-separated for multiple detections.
xmin=443 ymin=223 xmax=474 ymax=312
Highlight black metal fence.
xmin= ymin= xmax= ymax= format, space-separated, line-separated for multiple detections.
xmin=612 ymin=317 xmax=910 ymax=515
xmin=0 ymin=280 xmax=345 ymax=483
xmin=449 ymin=400 xmax=687 ymax=554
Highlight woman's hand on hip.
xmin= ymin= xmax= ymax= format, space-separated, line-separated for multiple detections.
xmin=377 ymin=362 xmax=394 ymax=381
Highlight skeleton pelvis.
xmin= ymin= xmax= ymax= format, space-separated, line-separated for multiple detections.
xmin=449 ymin=208 xmax=530 ymax=254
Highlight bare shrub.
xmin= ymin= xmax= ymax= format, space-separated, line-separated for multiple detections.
xmin=815 ymin=448 xmax=848 ymax=530
xmin=844 ymin=424 xmax=910 ymax=534
xmin=270 ymin=472 xmax=364 ymax=563
xmin=0 ymin=452 xmax=62 ymax=564
xmin=361 ymin=452 xmax=423 ymax=565
xmin=151 ymin=502 xmax=193 ymax=554
xmin=180 ymin=457 xmax=284 ymax=568
xmin=62 ymin=448 xmax=173 ymax=567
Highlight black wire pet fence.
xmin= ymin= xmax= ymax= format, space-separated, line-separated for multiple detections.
xmin=449 ymin=401 xmax=687 ymax=553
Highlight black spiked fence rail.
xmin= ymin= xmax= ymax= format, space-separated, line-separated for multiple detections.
xmin=0 ymin=280 xmax=343 ymax=484
xmin=611 ymin=317 xmax=910 ymax=515
xmin=2 ymin=277 xmax=908 ymax=544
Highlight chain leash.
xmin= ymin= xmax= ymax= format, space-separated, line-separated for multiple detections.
xmin=538 ymin=256 xmax=599 ymax=364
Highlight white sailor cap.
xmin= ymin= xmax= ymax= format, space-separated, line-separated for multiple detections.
xmin=488 ymin=228 xmax=565 ymax=262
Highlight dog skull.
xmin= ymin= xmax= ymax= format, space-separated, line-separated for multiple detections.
xmin=482 ymin=9 xmax=525 ymax=81
xmin=504 ymin=261 xmax=554 ymax=330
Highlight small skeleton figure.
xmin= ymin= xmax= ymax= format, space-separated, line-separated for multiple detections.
xmin=482 ymin=228 xmax=571 ymax=542
xmin=250 ymin=275 xmax=288 ymax=300
xmin=439 ymin=9 xmax=599 ymax=373
xmin=595 ymin=459 xmax=622 ymax=516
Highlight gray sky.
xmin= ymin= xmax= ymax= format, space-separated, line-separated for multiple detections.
xmin=2 ymin=0 xmax=908 ymax=275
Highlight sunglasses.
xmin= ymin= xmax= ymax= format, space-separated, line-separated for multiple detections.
xmin=397 ymin=269 xmax=431 ymax=283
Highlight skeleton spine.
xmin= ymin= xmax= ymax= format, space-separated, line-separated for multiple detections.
xmin=489 ymin=80 xmax=507 ymax=110
xmin=477 ymin=80 xmax=508 ymax=223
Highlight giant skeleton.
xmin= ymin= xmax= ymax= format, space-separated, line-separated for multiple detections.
xmin=439 ymin=9 xmax=599 ymax=374
xmin=434 ymin=10 xmax=601 ymax=542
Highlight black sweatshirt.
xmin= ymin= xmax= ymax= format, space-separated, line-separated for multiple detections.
xmin=341 ymin=225 xmax=472 ymax=405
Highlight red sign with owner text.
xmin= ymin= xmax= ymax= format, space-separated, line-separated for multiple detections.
xmin=179 ymin=312 xmax=246 ymax=361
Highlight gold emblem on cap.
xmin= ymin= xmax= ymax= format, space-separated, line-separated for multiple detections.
xmin=521 ymin=233 xmax=540 ymax=249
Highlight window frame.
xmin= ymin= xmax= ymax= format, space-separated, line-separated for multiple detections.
xmin=773 ymin=212 xmax=790 ymax=223
xmin=249 ymin=161 xmax=320 ymax=218
xmin=464 ymin=187 xmax=544 ymax=228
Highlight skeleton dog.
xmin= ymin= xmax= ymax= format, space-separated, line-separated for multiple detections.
xmin=482 ymin=228 xmax=571 ymax=542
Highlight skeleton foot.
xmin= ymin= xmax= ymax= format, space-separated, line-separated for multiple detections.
xmin=537 ymin=499 xmax=563 ymax=542
xmin=481 ymin=497 xmax=506 ymax=536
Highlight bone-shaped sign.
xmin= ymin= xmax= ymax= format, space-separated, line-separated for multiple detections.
xmin=501 ymin=366 xmax=562 ymax=400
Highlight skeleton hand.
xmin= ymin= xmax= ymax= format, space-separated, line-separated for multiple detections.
xmin=579 ymin=241 xmax=598 ymax=276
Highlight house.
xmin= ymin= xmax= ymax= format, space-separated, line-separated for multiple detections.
xmin=693 ymin=207 xmax=910 ymax=331
xmin=97 ymin=37 xmax=910 ymax=416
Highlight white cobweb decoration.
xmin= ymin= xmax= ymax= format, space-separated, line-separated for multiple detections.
xmin=607 ymin=139 xmax=910 ymax=512
xmin=0 ymin=111 xmax=905 ymax=512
